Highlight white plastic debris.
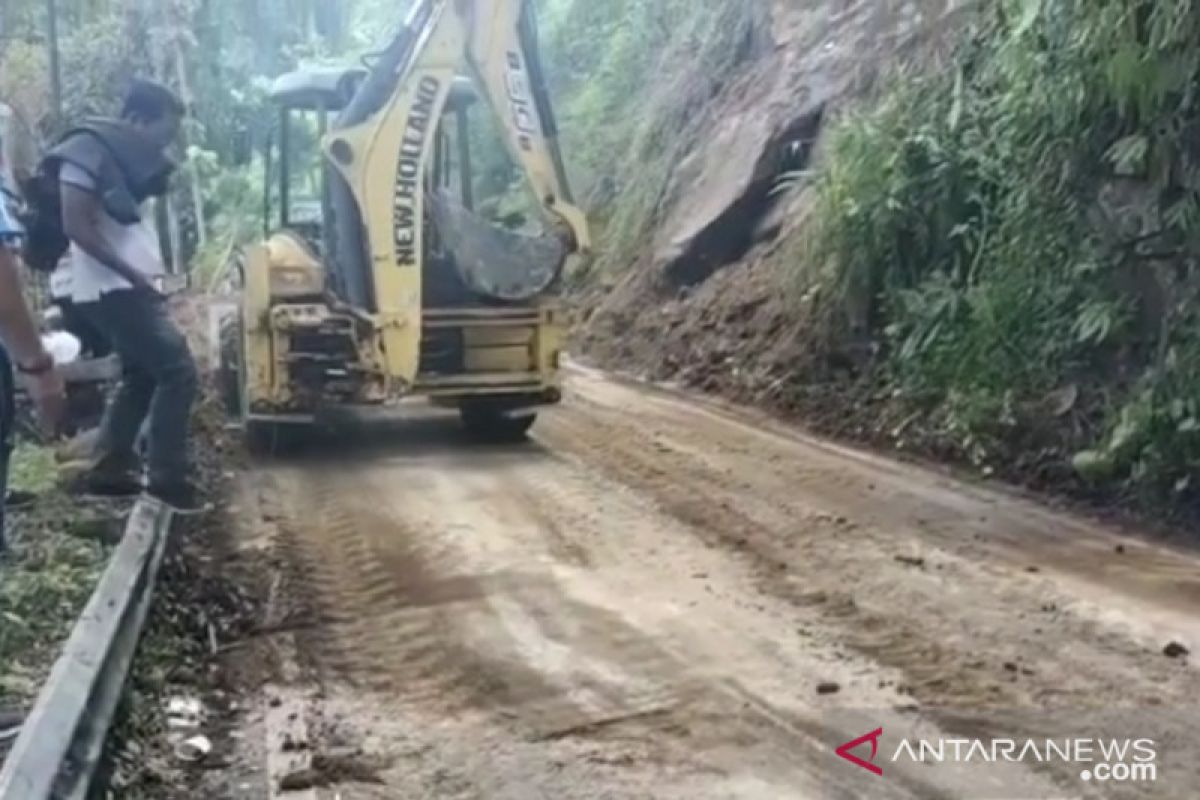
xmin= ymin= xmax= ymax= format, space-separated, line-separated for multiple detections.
xmin=42 ymin=331 xmax=81 ymax=365
xmin=166 ymin=696 xmax=205 ymax=731
xmin=174 ymin=734 xmax=212 ymax=763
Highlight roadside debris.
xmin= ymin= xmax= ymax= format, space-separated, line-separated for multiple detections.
xmin=166 ymin=696 xmax=211 ymax=765
xmin=167 ymin=696 xmax=206 ymax=731
xmin=174 ymin=735 xmax=213 ymax=764
xmin=279 ymin=767 xmax=321 ymax=791
xmin=1163 ymin=641 xmax=1190 ymax=659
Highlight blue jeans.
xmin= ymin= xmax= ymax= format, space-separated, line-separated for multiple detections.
xmin=79 ymin=290 xmax=197 ymax=488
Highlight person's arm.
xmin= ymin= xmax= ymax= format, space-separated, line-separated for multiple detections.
xmin=0 ymin=246 xmax=50 ymax=366
xmin=0 ymin=247 xmax=65 ymax=433
xmin=60 ymin=181 xmax=158 ymax=294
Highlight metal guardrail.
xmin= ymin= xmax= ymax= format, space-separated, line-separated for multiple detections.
xmin=0 ymin=499 xmax=174 ymax=800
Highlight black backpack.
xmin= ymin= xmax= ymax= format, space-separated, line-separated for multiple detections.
xmin=17 ymin=157 xmax=69 ymax=274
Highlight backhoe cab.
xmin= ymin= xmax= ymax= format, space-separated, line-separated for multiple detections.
xmin=220 ymin=0 xmax=588 ymax=446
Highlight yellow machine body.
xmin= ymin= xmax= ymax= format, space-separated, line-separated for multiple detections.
xmin=239 ymin=234 xmax=566 ymax=417
xmin=229 ymin=0 xmax=587 ymax=433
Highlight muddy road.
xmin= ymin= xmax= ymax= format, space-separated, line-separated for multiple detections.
xmin=234 ymin=365 xmax=1200 ymax=799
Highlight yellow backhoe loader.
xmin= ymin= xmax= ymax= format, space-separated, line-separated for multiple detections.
xmin=218 ymin=0 xmax=589 ymax=448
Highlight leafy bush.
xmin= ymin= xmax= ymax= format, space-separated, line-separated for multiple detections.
xmin=801 ymin=0 xmax=1200 ymax=499
xmin=190 ymin=155 xmax=266 ymax=290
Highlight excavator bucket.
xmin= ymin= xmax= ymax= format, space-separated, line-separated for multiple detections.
xmin=429 ymin=190 xmax=568 ymax=302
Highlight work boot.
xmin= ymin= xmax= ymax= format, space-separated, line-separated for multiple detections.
xmin=79 ymin=450 xmax=143 ymax=498
xmin=81 ymin=468 xmax=143 ymax=498
xmin=146 ymin=480 xmax=211 ymax=516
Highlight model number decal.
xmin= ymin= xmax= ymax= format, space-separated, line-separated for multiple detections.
xmin=505 ymin=52 xmax=535 ymax=152
xmin=393 ymin=75 xmax=441 ymax=266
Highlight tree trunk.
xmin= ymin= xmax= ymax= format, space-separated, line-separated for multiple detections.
xmin=144 ymin=0 xmax=185 ymax=273
xmin=166 ymin=1 xmax=208 ymax=253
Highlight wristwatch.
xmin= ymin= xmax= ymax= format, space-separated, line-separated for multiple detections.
xmin=16 ymin=352 xmax=55 ymax=376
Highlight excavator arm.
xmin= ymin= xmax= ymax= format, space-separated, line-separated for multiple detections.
xmin=322 ymin=0 xmax=589 ymax=391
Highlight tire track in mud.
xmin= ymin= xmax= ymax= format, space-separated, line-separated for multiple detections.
xmin=262 ymin=458 xmax=698 ymax=743
xmin=253 ymin=447 xmax=922 ymax=797
xmin=536 ymin=385 xmax=1200 ymax=771
xmin=282 ymin=470 xmax=523 ymax=709
xmin=538 ymin=400 xmax=1020 ymax=709
xmin=235 ymin=370 xmax=1200 ymax=797
xmin=566 ymin=368 xmax=1200 ymax=620
xmin=253 ymin=461 xmax=1039 ymax=797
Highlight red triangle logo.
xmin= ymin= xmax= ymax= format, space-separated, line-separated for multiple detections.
xmin=836 ymin=727 xmax=884 ymax=776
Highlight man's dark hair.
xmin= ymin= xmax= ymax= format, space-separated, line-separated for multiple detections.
xmin=121 ymin=79 xmax=185 ymax=123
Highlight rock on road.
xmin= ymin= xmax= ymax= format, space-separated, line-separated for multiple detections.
xmin=236 ymin=365 xmax=1200 ymax=799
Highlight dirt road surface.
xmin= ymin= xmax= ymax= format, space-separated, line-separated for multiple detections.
xmin=234 ymin=365 xmax=1200 ymax=799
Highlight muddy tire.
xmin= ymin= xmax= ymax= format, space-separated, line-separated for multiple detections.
xmin=246 ymin=420 xmax=311 ymax=457
xmin=245 ymin=421 xmax=296 ymax=456
xmin=459 ymin=405 xmax=537 ymax=442
xmin=244 ymin=420 xmax=275 ymax=456
xmin=217 ymin=317 xmax=244 ymax=420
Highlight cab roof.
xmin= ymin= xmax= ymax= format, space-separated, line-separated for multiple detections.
xmin=269 ymin=67 xmax=368 ymax=111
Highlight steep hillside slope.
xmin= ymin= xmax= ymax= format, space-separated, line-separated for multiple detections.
xmin=571 ymin=0 xmax=973 ymax=382
xmin=566 ymin=0 xmax=1200 ymax=525
xmin=575 ymin=0 xmax=970 ymax=303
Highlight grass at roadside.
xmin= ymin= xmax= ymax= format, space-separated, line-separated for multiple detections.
xmin=1 ymin=400 xmax=261 ymax=795
xmin=0 ymin=443 xmax=114 ymax=711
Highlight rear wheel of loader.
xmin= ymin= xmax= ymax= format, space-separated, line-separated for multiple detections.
xmin=217 ymin=317 xmax=243 ymax=420
xmin=245 ymin=420 xmax=308 ymax=457
xmin=459 ymin=405 xmax=537 ymax=443
xmin=245 ymin=420 xmax=275 ymax=456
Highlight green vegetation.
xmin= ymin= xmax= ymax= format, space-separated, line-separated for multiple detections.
xmin=0 ymin=0 xmax=411 ymax=278
xmin=535 ymin=0 xmax=1198 ymax=511
xmin=797 ymin=0 xmax=1200 ymax=504
xmin=540 ymin=0 xmax=764 ymax=274
xmin=3 ymin=0 xmax=761 ymax=278
xmin=0 ymin=446 xmax=110 ymax=705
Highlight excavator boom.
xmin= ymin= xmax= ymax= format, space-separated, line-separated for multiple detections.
xmin=323 ymin=0 xmax=589 ymax=388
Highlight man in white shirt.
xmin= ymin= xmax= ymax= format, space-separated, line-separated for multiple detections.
xmin=59 ymin=80 xmax=202 ymax=513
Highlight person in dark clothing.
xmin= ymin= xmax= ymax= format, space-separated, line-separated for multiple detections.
xmin=0 ymin=198 xmax=66 ymax=552
xmin=57 ymin=79 xmax=205 ymax=514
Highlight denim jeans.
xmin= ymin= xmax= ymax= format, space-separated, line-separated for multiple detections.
xmin=79 ymin=290 xmax=197 ymax=488
xmin=0 ymin=344 xmax=12 ymax=551
xmin=56 ymin=296 xmax=112 ymax=359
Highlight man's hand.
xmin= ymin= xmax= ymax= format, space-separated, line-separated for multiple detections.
xmin=21 ymin=365 xmax=67 ymax=437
